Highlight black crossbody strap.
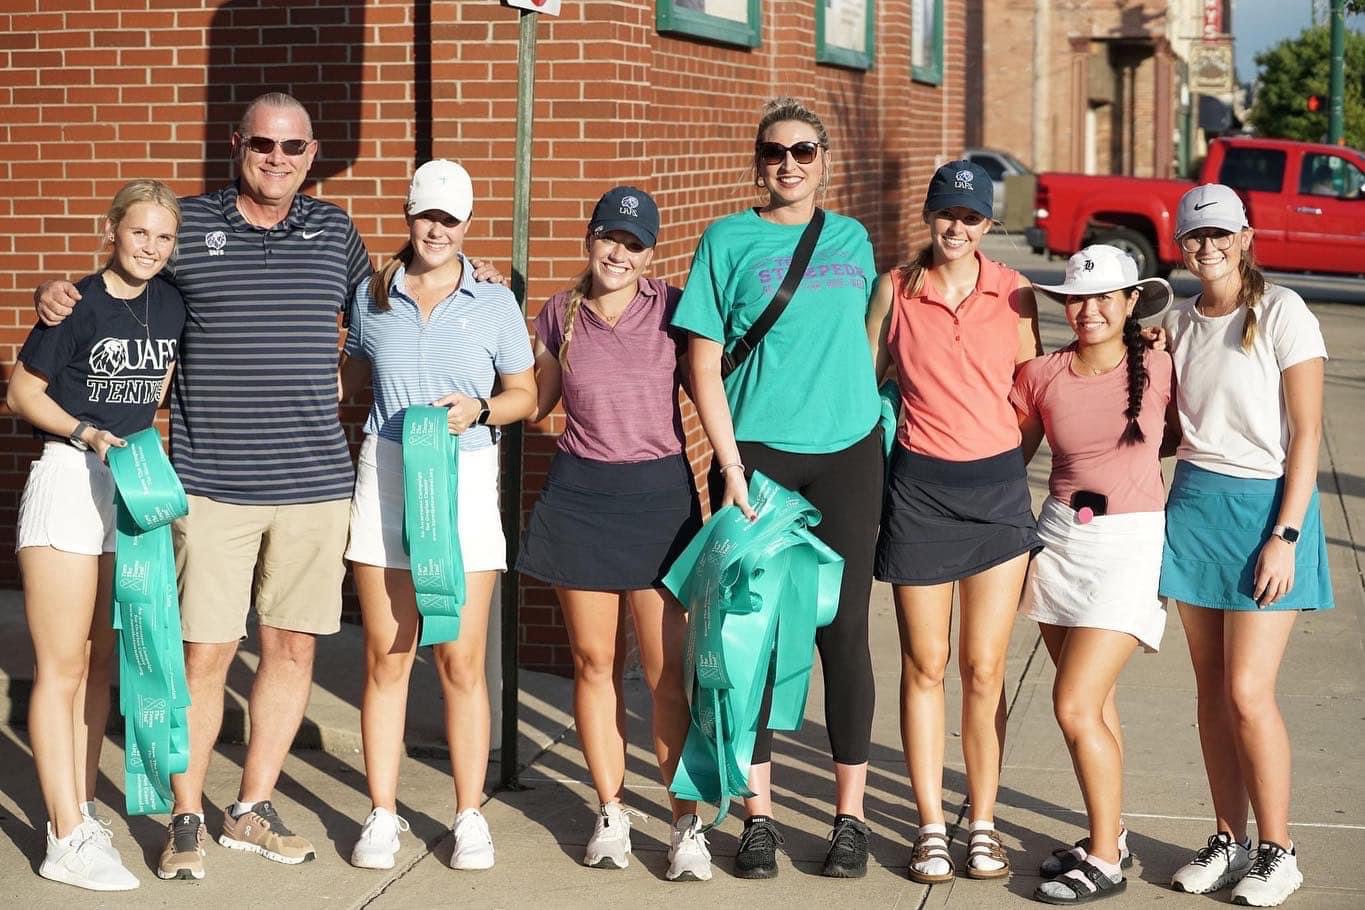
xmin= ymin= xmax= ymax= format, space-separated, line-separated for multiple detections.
xmin=720 ymin=207 xmax=825 ymax=379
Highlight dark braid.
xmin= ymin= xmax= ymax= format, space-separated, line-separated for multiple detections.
xmin=1119 ymin=315 xmax=1148 ymax=446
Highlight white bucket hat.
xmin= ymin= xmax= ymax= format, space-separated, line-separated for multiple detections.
xmin=1033 ymin=244 xmax=1172 ymax=322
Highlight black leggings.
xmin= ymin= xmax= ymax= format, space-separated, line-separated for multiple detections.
xmin=707 ymin=427 xmax=883 ymax=765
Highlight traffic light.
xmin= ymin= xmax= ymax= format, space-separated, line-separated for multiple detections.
xmin=1307 ymin=95 xmax=1322 ymax=112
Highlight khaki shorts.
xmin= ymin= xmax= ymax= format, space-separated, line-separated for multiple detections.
xmin=174 ymin=495 xmax=350 ymax=643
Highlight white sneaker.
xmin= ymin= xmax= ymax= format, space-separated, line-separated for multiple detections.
xmin=38 ymin=821 xmax=139 ymax=892
xmin=1172 ymin=832 xmax=1253 ymax=893
xmin=1231 ymin=842 xmax=1303 ymax=907
xmin=450 ymin=809 xmax=495 ymax=870
xmin=78 ymin=804 xmax=119 ymax=862
xmin=351 ymin=807 xmax=411 ymax=870
xmin=583 ymin=802 xmax=633 ymax=869
xmin=666 ymin=814 xmax=713 ymax=882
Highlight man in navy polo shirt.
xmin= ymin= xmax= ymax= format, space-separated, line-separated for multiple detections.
xmin=34 ymin=92 xmax=471 ymax=882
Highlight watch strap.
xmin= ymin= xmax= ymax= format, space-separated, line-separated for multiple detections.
xmin=69 ymin=421 xmax=92 ymax=451
xmin=474 ymin=397 xmax=491 ymax=426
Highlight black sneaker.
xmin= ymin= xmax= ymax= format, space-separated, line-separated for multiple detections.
xmin=734 ymin=816 xmax=783 ymax=879
xmin=821 ymin=814 xmax=869 ymax=878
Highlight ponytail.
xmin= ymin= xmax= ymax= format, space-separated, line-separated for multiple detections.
xmin=557 ymin=271 xmax=594 ymax=373
xmin=370 ymin=242 xmax=415 ymax=312
xmin=1118 ymin=315 xmax=1149 ymax=446
xmin=894 ymin=243 xmax=936 ymax=299
xmin=1235 ymin=247 xmax=1266 ymax=352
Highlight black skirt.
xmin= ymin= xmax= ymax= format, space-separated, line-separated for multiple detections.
xmin=875 ymin=445 xmax=1041 ymax=585
xmin=516 ymin=450 xmax=703 ymax=591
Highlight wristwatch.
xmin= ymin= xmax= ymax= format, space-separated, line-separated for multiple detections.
xmin=474 ymin=397 xmax=491 ymax=427
xmin=68 ymin=421 xmax=92 ymax=452
xmin=1271 ymin=524 xmax=1300 ymax=544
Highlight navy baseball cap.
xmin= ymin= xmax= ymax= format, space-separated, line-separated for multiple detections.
xmin=589 ymin=186 xmax=659 ymax=248
xmin=924 ymin=159 xmax=994 ymax=220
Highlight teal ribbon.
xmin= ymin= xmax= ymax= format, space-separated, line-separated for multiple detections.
xmin=107 ymin=428 xmax=191 ymax=816
xmin=662 ymin=471 xmax=843 ymax=829
xmin=878 ymin=378 xmax=900 ymax=461
xmin=402 ymin=406 xmax=465 ymax=646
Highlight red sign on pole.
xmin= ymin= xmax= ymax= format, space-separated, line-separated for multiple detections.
xmin=1202 ymin=0 xmax=1223 ymax=38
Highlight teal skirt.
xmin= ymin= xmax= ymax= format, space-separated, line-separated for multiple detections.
xmin=1159 ymin=461 xmax=1333 ymax=612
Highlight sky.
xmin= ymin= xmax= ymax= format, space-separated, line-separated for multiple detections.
xmin=1233 ymin=0 xmax=1365 ymax=82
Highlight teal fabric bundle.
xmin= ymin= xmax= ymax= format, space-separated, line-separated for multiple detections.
xmin=402 ymin=405 xmax=466 ymax=646
xmin=107 ymin=428 xmax=191 ymax=816
xmin=662 ymin=471 xmax=844 ymax=828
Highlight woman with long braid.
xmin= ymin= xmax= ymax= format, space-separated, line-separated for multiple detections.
xmin=517 ymin=187 xmax=711 ymax=881
xmin=1012 ymin=245 xmax=1177 ymax=904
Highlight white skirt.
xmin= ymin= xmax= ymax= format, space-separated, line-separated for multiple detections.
xmin=1020 ymin=497 xmax=1167 ymax=653
xmin=16 ymin=441 xmax=116 ymax=555
xmin=345 ymin=434 xmax=506 ymax=572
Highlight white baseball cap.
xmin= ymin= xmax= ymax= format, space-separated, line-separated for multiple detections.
xmin=1175 ymin=183 xmax=1248 ymax=238
xmin=406 ymin=159 xmax=473 ymax=222
xmin=1034 ymin=244 xmax=1172 ymax=321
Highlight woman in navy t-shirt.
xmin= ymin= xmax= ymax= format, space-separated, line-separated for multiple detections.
xmin=7 ymin=179 xmax=184 ymax=892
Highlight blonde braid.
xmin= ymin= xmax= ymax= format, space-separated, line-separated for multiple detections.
xmin=557 ymin=271 xmax=593 ymax=373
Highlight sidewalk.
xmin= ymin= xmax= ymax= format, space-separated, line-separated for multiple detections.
xmin=1 ymin=264 xmax=1362 ymax=908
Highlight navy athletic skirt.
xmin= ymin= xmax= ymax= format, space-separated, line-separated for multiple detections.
xmin=517 ymin=450 xmax=702 ymax=591
xmin=875 ymin=445 xmax=1041 ymax=585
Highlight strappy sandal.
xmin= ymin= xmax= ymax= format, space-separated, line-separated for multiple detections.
xmin=1031 ymin=860 xmax=1127 ymax=904
xmin=907 ymin=830 xmax=955 ymax=884
xmin=964 ymin=827 xmax=1011 ymax=880
xmin=1040 ymin=836 xmax=1134 ymax=876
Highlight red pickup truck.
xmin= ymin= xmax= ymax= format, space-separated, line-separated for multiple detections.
xmin=1026 ymin=137 xmax=1365 ymax=278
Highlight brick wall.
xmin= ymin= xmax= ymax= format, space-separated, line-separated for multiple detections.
xmin=0 ymin=0 xmax=966 ymax=675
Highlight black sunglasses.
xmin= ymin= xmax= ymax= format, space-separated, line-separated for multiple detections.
xmin=756 ymin=140 xmax=821 ymax=166
xmin=241 ymin=135 xmax=312 ymax=156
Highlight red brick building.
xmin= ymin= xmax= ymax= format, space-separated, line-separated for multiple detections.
xmin=0 ymin=0 xmax=971 ymax=673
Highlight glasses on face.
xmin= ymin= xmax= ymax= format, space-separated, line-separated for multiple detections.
xmin=756 ymin=140 xmax=821 ymax=166
xmin=1180 ymin=230 xmax=1235 ymax=252
xmin=241 ymin=135 xmax=312 ymax=156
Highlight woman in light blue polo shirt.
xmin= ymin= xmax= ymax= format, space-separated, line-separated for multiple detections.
xmin=338 ymin=160 xmax=535 ymax=873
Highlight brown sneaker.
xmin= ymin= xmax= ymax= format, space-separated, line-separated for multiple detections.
xmin=158 ymin=813 xmax=207 ymax=880
xmin=218 ymin=801 xmax=315 ymax=865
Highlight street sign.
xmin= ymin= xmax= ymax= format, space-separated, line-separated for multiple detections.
xmin=505 ymin=0 xmax=561 ymax=14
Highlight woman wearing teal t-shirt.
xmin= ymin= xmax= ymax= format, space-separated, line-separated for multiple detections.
xmin=672 ymin=96 xmax=883 ymax=881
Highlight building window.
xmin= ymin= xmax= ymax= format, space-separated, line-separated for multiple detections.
xmin=817 ymin=0 xmax=876 ymax=70
xmin=656 ymin=0 xmax=761 ymax=49
xmin=911 ymin=0 xmax=944 ymax=85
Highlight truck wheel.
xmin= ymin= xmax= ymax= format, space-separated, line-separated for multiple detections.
xmin=1092 ymin=227 xmax=1159 ymax=279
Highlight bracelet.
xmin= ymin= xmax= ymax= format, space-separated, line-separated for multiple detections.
xmin=719 ymin=461 xmax=745 ymax=475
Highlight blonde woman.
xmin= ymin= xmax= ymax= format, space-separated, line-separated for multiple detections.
xmin=1161 ymin=185 xmax=1332 ymax=907
xmin=517 ymin=187 xmax=709 ymax=880
xmin=8 ymin=180 xmax=184 ymax=891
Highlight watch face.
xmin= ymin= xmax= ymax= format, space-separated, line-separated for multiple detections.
xmin=1282 ymin=527 xmax=1300 ymax=543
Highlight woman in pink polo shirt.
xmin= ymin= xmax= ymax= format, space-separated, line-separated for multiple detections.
xmin=867 ymin=160 xmax=1043 ymax=884
xmin=1013 ymin=245 xmax=1176 ymax=904
xmin=516 ymin=187 xmax=711 ymax=883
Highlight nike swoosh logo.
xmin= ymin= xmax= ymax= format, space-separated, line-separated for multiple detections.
xmin=302 ymin=230 xmax=324 ymax=239
xmin=1193 ymin=202 xmax=1218 ymax=210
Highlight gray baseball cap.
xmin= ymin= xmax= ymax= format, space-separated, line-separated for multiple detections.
xmin=1175 ymin=183 xmax=1248 ymax=238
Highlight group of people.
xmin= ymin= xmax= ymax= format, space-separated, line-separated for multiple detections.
xmin=10 ymin=91 xmax=1332 ymax=908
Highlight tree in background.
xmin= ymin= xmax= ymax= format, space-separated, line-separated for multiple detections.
xmin=1249 ymin=25 xmax=1365 ymax=148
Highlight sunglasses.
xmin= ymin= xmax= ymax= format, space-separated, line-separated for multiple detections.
xmin=1180 ymin=230 xmax=1236 ymax=252
xmin=756 ymin=141 xmax=821 ymax=166
xmin=240 ymin=135 xmax=312 ymax=156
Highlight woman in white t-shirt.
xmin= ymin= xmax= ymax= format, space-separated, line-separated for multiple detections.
xmin=1159 ymin=184 xmax=1332 ymax=908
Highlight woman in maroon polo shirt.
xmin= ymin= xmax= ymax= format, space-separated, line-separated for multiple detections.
xmin=517 ymin=187 xmax=710 ymax=883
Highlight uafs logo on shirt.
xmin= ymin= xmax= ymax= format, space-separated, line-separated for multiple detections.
xmin=87 ymin=337 xmax=179 ymax=405
xmin=619 ymin=195 xmax=639 ymax=217
xmin=205 ymin=230 xmax=227 ymax=257
xmin=954 ymin=169 xmax=975 ymax=191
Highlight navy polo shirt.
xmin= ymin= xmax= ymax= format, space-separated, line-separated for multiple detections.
xmin=166 ymin=183 xmax=371 ymax=504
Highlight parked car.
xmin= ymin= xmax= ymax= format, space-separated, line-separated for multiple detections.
xmin=964 ymin=147 xmax=1033 ymax=223
xmin=1025 ymin=137 xmax=1365 ymax=278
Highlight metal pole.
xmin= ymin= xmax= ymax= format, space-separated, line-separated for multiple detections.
xmin=1328 ymin=0 xmax=1346 ymax=144
xmin=499 ymin=7 xmax=537 ymax=792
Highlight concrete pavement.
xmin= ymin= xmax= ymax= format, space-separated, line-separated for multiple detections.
xmin=0 ymin=240 xmax=1361 ymax=908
